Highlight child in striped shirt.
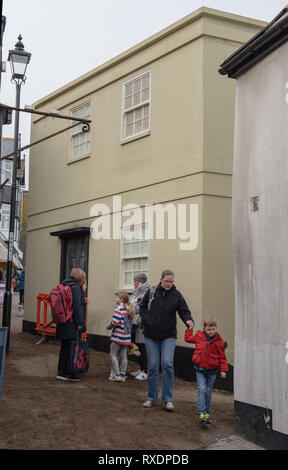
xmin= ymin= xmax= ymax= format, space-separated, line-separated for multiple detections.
xmin=106 ymin=293 xmax=134 ymax=382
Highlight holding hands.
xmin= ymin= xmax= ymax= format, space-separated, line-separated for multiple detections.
xmin=186 ymin=320 xmax=194 ymax=329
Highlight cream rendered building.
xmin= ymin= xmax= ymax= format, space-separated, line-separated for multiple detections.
xmin=24 ymin=7 xmax=265 ymax=390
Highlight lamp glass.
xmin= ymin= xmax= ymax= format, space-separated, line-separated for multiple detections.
xmin=9 ymin=52 xmax=29 ymax=78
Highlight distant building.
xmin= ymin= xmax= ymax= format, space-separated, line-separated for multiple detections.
xmin=0 ymin=137 xmax=26 ymax=275
xmin=19 ymin=189 xmax=29 ymax=265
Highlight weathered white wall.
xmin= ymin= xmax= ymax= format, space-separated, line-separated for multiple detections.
xmin=233 ymin=42 xmax=288 ymax=435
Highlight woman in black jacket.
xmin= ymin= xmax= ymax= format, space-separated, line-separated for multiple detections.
xmin=56 ymin=268 xmax=87 ymax=382
xmin=140 ymin=269 xmax=194 ymax=411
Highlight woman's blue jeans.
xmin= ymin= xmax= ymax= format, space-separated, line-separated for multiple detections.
xmin=144 ymin=337 xmax=176 ymax=403
xmin=195 ymin=369 xmax=217 ymax=414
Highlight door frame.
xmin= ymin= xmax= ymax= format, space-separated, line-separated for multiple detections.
xmin=50 ymin=227 xmax=90 ymax=282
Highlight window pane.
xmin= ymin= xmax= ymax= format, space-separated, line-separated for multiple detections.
xmin=142 ymin=224 xmax=148 ymax=239
xmin=73 ymin=145 xmax=80 ymax=157
xmin=135 ymin=120 xmax=142 ymax=134
xmin=134 ymin=78 xmax=141 ymax=92
xmin=135 ymin=108 xmax=142 ymax=121
xmin=143 ymin=104 xmax=149 ymax=117
xmin=142 ymin=88 xmax=149 ymax=102
xmin=84 ymin=104 xmax=90 ymax=118
xmin=122 ymin=226 xmax=130 ymax=238
xmin=141 ymin=258 xmax=148 ymax=270
xmin=133 ymin=92 xmax=141 ymax=106
xmin=125 ymin=96 xmax=132 ymax=110
xmin=133 ymin=225 xmax=142 ymax=240
xmin=143 ymin=117 xmax=149 ymax=130
xmin=125 ymin=271 xmax=133 ymax=285
xmin=126 ymin=123 xmax=134 ymax=137
xmin=80 ymin=133 xmax=86 ymax=143
xmin=142 ymin=74 xmax=150 ymax=89
xmin=130 ymin=242 xmax=140 ymax=256
xmin=126 ymin=111 xmax=134 ymax=124
xmin=123 ymin=244 xmax=131 ymax=256
xmin=133 ymin=259 xmax=141 ymax=270
xmin=73 ymin=134 xmax=79 ymax=145
xmin=126 ymin=83 xmax=133 ymax=96
xmin=125 ymin=259 xmax=133 ymax=270
xmin=139 ymin=240 xmax=148 ymax=255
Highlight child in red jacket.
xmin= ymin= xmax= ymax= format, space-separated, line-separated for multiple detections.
xmin=184 ymin=316 xmax=228 ymax=424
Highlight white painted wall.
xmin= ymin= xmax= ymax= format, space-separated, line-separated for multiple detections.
xmin=233 ymin=42 xmax=288 ymax=435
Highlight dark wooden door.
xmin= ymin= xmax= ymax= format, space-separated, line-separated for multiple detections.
xmin=60 ymin=233 xmax=89 ymax=282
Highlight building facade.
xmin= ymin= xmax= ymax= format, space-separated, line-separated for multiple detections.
xmin=24 ymin=7 xmax=265 ymax=390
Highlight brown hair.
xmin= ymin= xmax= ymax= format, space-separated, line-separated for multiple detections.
xmin=203 ymin=316 xmax=217 ymax=327
xmin=70 ymin=268 xmax=86 ymax=286
xmin=161 ymin=269 xmax=174 ymax=278
xmin=119 ymin=293 xmax=135 ymax=319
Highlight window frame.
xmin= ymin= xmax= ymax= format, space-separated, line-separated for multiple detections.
xmin=0 ymin=203 xmax=10 ymax=231
xmin=120 ymin=222 xmax=149 ymax=289
xmin=121 ymin=71 xmax=151 ymax=144
xmin=68 ymin=101 xmax=91 ymax=163
xmin=1 ymin=159 xmax=13 ymax=186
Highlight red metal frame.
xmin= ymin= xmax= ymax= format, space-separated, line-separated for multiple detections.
xmin=35 ymin=293 xmax=88 ymax=340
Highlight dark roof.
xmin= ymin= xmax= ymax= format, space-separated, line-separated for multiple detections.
xmin=219 ymin=6 xmax=288 ymax=78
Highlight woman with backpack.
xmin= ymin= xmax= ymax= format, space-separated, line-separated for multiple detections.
xmin=56 ymin=268 xmax=87 ymax=382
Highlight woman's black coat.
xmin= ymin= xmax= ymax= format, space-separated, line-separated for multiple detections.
xmin=140 ymin=284 xmax=193 ymax=341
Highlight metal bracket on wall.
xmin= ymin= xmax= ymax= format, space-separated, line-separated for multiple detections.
xmin=0 ymin=103 xmax=91 ymax=161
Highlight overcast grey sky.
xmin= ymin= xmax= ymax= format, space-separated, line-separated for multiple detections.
xmin=1 ymin=0 xmax=287 ymax=155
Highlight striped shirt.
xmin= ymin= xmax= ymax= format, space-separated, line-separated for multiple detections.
xmin=107 ymin=303 xmax=132 ymax=345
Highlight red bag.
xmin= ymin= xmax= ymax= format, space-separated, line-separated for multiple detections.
xmin=49 ymin=283 xmax=75 ymax=324
xmin=71 ymin=331 xmax=89 ymax=374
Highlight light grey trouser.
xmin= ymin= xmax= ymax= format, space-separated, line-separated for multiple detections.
xmin=110 ymin=342 xmax=128 ymax=375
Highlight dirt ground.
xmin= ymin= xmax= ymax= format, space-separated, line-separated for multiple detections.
xmin=0 ymin=329 xmax=236 ymax=451
xmin=0 ymin=293 xmax=240 ymax=451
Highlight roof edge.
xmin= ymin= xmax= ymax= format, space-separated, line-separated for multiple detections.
xmin=219 ymin=6 xmax=288 ymax=78
xmin=33 ymin=7 xmax=266 ymax=108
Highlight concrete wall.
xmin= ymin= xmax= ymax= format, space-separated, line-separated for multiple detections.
xmin=233 ymin=41 xmax=288 ymax=444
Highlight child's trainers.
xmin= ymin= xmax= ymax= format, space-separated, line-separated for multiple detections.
xmin=199 ymin=413 xmax=206 ymax=423
xmin=204 ymin=414 xmax=211 ymax=424
xmin=110 ymin=374 xmax=123 ymax=382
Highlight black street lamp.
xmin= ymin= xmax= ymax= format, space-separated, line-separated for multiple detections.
xmin=2 ymin=35 xmax=31 ymax=352
xmin=8 ymin=35 xmax=31 ymax=82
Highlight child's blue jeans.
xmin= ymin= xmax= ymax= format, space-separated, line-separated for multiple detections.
xmin=195 ymin=367 xmax=217 ymax=415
